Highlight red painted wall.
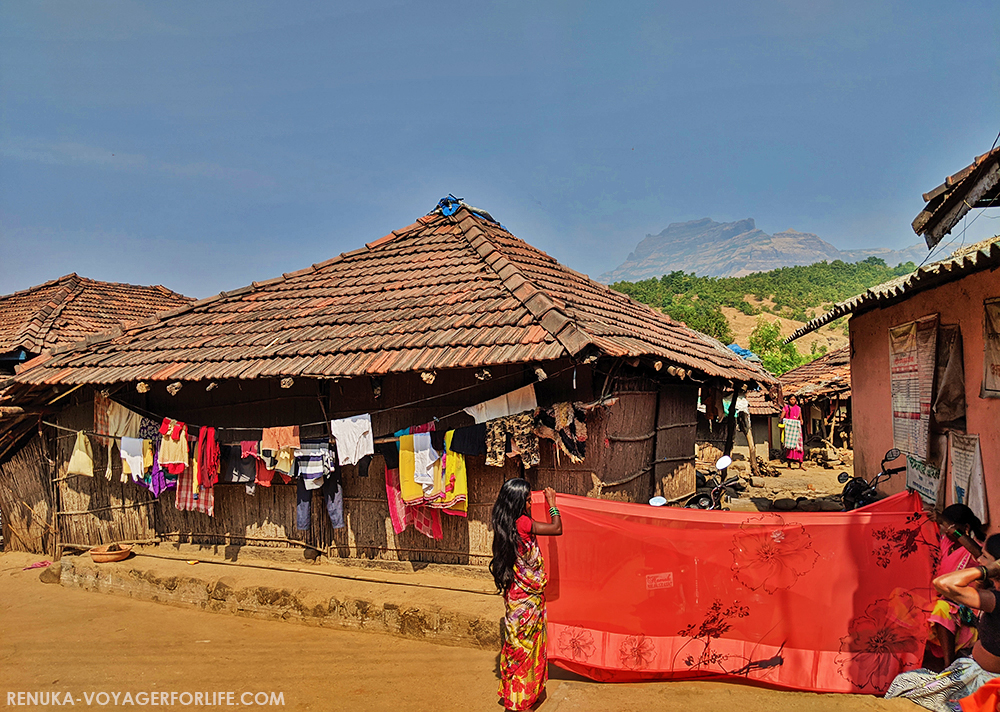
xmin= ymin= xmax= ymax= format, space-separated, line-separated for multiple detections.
xmin=850 ymin=267 xmax=1000 ymax=526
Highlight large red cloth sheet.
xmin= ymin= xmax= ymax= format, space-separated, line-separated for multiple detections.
xmin=534 ymin=491 xmax=937 ymax=694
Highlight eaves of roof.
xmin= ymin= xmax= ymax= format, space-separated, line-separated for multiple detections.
xmin=913 ymin=147 xmax=1000 ymax=249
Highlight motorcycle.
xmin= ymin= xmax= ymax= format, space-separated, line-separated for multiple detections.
xmin=837 ymin=448 xmax=906 ymax=510
xmin=685 ymin=456 xmax=743 ymax=510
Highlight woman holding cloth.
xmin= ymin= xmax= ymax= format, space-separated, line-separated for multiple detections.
xmin=780 ymin=394 xmax=805 ymax=469
xmin=490 ymin=479 xmax=562 ymax=711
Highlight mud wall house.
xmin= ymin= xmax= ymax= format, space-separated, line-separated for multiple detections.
xmin=787 ymin=147 xmax=999 ymax=521
xmin=776 ymin=346 xmax=852 ymax=451
xmin=0 ymin=199 xmax=773 ymax=561
xmin=0 ymin=275 xmax=192 ymax=551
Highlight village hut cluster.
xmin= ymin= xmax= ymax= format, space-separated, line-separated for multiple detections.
xmin=0 ymin=198 xmax=774 ymax=564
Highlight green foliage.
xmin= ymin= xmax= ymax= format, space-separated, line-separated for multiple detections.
xmin=611 ymin=258 xmax=915 ymax=352
xmin=748 ymin=317 xmax=810 ymax=375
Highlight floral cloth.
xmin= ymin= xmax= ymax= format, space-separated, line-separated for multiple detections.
xmin=500 ymin=515 xmax=548 ymax=711
xmin=928 ymin=535 xmax=979 ymax=656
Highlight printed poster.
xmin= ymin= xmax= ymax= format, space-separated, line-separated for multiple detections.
xmin=905 ymin=455 xmax=940 ymax=509
xmin=984 ymin=299 xmax=1000 ymax=398
xmin=889 ymin=315 xmax=938 ymax=460
xmin=949 ymin=432 xmax=989 ymax=525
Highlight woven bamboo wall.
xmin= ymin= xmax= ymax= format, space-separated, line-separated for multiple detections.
xmin=0 ymin=436 xmax=53 ymax=553
xmin=54 ymin=399 xmax=157 ymax=549
xmin=37 ymin=361 xmax=702 ymax=566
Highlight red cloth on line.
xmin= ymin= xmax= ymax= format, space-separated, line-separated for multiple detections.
xmin=534 ymin=490 xmax=936 ymax=694
xmin=195 ymin=426 xmax=220 ymax=489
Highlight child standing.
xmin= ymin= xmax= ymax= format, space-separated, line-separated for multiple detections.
xmin=490 ymin=479 xmax=562 ymax=711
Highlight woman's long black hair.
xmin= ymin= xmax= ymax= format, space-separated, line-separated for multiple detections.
xmin=943 ymin=503 xmax=987 ymax=543
xmin=490 ymin=477 xmax=532 ymax=594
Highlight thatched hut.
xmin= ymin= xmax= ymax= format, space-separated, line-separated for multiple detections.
xmin=1 ymin=200 xmax=773 ymax=563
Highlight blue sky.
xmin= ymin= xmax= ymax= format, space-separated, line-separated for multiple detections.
xmin=1 ymin=1 xmax=997 ymax=298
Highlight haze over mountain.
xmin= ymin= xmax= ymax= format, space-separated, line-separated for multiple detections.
xmin=599 ymin=218 xmax=928 ymax=283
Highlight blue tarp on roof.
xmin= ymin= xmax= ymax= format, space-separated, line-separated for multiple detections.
xmin=727 ymin=343 xmax=762 ymax=363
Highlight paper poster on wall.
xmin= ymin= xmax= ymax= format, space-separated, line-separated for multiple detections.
xmin=905 ymin=455 xmax=940 ymax=508
xmin=984 ymin=299 xmax=1000 ymax=398
xmin=949 ymin=432 xmax=989 ymax=525
xmin=889 ymin=315 xmax=938 ymax=460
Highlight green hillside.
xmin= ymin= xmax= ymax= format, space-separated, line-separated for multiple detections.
xmin=611 ymin=256 xmax=916 ymax=373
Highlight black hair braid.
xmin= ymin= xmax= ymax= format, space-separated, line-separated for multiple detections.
xmin=489 ymin=478 xmax=531 ymax=594
xmin=942 ymin=503 xmax=987 ymax=543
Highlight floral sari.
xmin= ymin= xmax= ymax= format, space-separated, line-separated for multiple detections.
xmin=928 ymin=535 xmax=979 ymax=656
xmin=499 ymin=521 xmax=548 ymax=711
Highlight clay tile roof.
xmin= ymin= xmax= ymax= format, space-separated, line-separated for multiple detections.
xmin=746 ymin=389 xmax=780 ymax=416
xmin=12 ymin=205 xmax=775 ymax=387
xmin=913 ymin=146 xmax=1000 ymax=249
xmin=780 ymin=346 xmax=851 ymax=400
xmin=0 ymin=274 xmax=193 ymax=355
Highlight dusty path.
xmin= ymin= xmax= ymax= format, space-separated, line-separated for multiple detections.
xmin=0 ymin=554 xmax=916 ymax=712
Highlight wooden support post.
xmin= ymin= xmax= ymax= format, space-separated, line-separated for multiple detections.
xmin=722 ymin=399 xmax=737 ymax=479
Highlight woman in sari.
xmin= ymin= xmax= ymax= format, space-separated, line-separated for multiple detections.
xmin=780 ymin=394 xmax=804 ymax=469
xmin=886 ymin=535 xmax=1000 ymax=711
xmin=490 ymin=479 xmax=562 ymax=711
xmin=929 ymin=504 xmax=986 ymax=667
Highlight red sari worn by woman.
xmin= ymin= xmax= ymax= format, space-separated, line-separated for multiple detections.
xmin=492 ymin=480 xmax=562 ymax=712
xmin=500 ymin=516 xmax=549 ymax=710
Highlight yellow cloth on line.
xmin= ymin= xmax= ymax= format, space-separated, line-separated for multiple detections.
xmin=66 ymin=431 xmax=94 ymax=477
xmin=440 ymin=431 xmax=468 ymax=514
xmin=398 ymin=434 xmax=424 ymax=504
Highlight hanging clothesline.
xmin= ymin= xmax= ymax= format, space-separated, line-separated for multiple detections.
xmin=40 ymin=374 xmax=613 ymax=450
xmin=95 ymin=363 xmax=577 ymax=435
xmin=74 ymin=363 xmax=579 ymax=444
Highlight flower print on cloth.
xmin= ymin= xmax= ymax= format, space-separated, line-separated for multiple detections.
xmin=618 ymin=635 xmax=655 ymax=671
xmin=558 ymin=627 xmax=596 ymax=663
xmin=871 ymin=511 xmax=937 ymax=569
xmin=676 ymin=599 xmax=751 ymax=672
xmin=731 ymin=513 xmax=819 ymax=594
xmin=835 ymin=591 xmax=924 ymax=693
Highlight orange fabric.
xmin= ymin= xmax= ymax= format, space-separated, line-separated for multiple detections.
xmin=534 ymin=490 xmax=937 ymax=694
xmin=960 ymin=678 xmax=1000 ymax=711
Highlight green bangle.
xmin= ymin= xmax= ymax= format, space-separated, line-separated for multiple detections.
xmin=549 ymin=507 xmax=560 ymax=517
xmin=982 ymin=566 xmax=991 ymax=582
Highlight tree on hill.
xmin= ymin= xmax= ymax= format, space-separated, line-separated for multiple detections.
xmin=611 ymin=256 xmax=915 ymax=349
xmin=747 ymin=317 xmax=828 ymax=375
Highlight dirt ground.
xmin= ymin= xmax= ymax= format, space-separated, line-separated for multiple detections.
xmin=0 ymin=553 xmax=917 ymax=712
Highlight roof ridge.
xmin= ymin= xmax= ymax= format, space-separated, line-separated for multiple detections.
xmin=451 ymin=208 xmax=593 ymax=357
xmin=0 ymin=273 xmax=78 ymax=301
xmin=8 ymin=279 xmax=79 ymax=353
xmin=31 ymin=275 xmax=85 ymax=351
